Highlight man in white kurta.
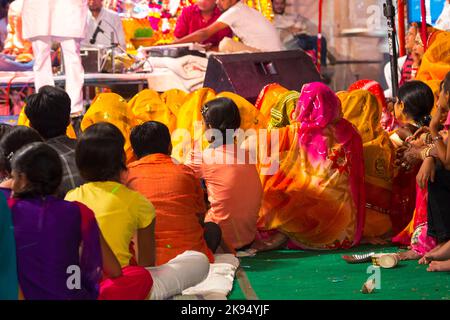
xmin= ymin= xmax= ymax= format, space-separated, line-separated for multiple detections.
xmin=22 ymin=0 xmax=88 ymax=116
xmin=82 ymin=0 xmax=126 ymax=51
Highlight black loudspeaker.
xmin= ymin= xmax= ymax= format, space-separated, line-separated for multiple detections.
xmin=203 ymin=50 xmax=323 ymax=103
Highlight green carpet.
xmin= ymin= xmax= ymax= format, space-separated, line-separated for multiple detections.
xmin=229 ymin=245 xmax=450 ymax=300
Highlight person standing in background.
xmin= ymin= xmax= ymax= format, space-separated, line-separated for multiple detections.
xmin=21 ymin=0 xmax=87 ymax=124
xmin=83 ymin=0 xmax=126 ymax=51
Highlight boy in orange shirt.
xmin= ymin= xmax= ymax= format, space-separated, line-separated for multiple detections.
xmin=126 ymin=121 xmax=221 ymax=265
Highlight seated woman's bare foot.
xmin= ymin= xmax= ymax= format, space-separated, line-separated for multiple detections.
xmin=398 ymin=250 xmax=421 ymax=261
xmin=427 ymin=260 xmax=450 ymax=272
xmin=418 ymin=242 xmax=446 ymax=264
xmin=420 ymin=242 xmax=450 ymax=264
xmin=250 ymin=232 xmax=288 ymax=252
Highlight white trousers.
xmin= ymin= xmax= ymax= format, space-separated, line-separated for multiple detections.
xmin=146 ymin=250 xmax=210 ymax=300
xmin=31 ymin=36 xmax=84 ymax=115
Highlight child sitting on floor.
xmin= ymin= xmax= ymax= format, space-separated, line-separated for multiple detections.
xmin=66 ymin=122 xmax=210 ymax=299
xmin=8 ymin=142 xmax=103 ymax=299
xmin=186 ymin=97 xmax=263 ymax=251
xmin=126 ymin=121 xmax=221 ymax=265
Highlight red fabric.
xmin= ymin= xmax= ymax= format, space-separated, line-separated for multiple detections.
xmin=390 ymin=167 xmax=418 ymax=235
xmin=98 ymin=266 xmax=153 ymax=300
xmin=174 ymin=5 xmax=232 ymax=46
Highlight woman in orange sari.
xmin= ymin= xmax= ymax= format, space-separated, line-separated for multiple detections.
xmin=339 ymin=90 xmax=395 ymax=241
xmin=254 ymin=82 xmax=365 ymax=251
xmin=81 ymin=93 xmax=136 ymax=164
xmin=255 ymin=83 xmax=289 ymax=121
xmin=348 ymin=79 xmax=399 ymax=132
xmin=413 ymin=26 xmax=449 ymax=95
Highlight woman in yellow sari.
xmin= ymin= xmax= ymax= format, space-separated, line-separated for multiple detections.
xmin=339 ymin=90 xmax=396 ymax=240
xmin=415 ymin=30 xmax=450 ymax=96
xmin=81 ymin=93 xmax=136 ymax=164
xmin=255 ymin=83 xmax=289 ymax=121
xmin=128 ymin=89 xmax=187 ymax=134
xmin=172 ymin=88 xmax=217 ymax=162
xmin=255 ymin=82 xmax=365 ymax=251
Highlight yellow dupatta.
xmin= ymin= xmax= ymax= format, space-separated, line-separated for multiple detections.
xmin=416 ymin=31 xmax=450 ymax=97
xmin=255 ymin=83 xmax=289 ymax=120
xmin=128 ymin=89 xmax=188 ymax=134
xmin=215 ymin=92 xmax=267 ymax=131
xmin=172 ymin=88 xmax=217 ymax=162
xmin=81 ymin=93 xmax=136 ymax=164
xmin=339 ymin=90 xmax=395 ymax=237
xmin=160 ymin=89 xmax=188 ymax=133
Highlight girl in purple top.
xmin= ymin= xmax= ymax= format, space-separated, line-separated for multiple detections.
xmin=9 ymin=142 xmax=102 ymax=300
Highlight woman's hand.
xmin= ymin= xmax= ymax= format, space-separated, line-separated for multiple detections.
xmin=430 ymin=107 xmax=443 ymax=135
xmin=416 ymin=157 xmax=436 ymax=189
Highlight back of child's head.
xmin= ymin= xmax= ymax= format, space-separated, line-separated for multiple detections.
xmin=398 ymin=80 xmax=434 ymax=126
xmin=201 ymin=97 xmax=241 ymax=144
xmin=0 ymin=123 xmax=13 ymax=140
xmin=130 ymin=121 xmax=171 ymax=159
xmin=11 ymin=142 xmax=63 ymax=198
xmin=25 ymin=85 xmax=71 ymax=139
xmin=0 ymin=126 xmax=43 ymax=174
xmin=76 ymin=122 xmax=126 ymax=182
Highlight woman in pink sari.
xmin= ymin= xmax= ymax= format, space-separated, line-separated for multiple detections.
xmin=254 ymin=82 xmax=365 ymax=251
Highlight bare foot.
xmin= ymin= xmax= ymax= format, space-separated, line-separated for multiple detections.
xmin=398 ymin=250 xmax=421 ymax=261
xmin=418 ymin=256 xmax=431 ymax=265
xmin=250 ymin=232 xmax=288 ymax=252
xmin=427 ymin=260 xmax=450 ymax=272
xmin=420 ymin=242 xmax=450 ymax=264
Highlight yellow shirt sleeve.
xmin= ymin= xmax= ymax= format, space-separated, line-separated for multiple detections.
xmin=132 ymin=192 xmax=155 ymax=229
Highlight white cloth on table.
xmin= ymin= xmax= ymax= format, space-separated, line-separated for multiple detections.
xmin=145 ymin=55 xmax=207 ymax=92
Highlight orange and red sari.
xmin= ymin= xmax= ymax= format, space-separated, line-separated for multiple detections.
xmin=258 ymin=82 xmax=365 ymax=249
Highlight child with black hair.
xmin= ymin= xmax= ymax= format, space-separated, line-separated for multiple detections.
xmin=8 ymin=142 xmax=103 ymax=299
xmin=8 ymin=141 xmax=153 ymax=299
xmin=25 ymin=85 xmax=84 ymax=198
xmin=126 ymin=121 xmax=221 ymax=266
xmin=0 ymin=125 xmax=43 ymax=197
xmin=66 ymin=122 xmax=210 ymax=300
xmin=186 ymin=97 xmax=263 ymax=251
xmin=391 ymin=80 xmax=435 ymax=147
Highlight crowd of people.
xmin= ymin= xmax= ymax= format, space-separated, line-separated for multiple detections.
xmin=0 ymin=65 xmax=449 ymax=299
xmin=1 ymin=0 xmax=450 ymax=301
